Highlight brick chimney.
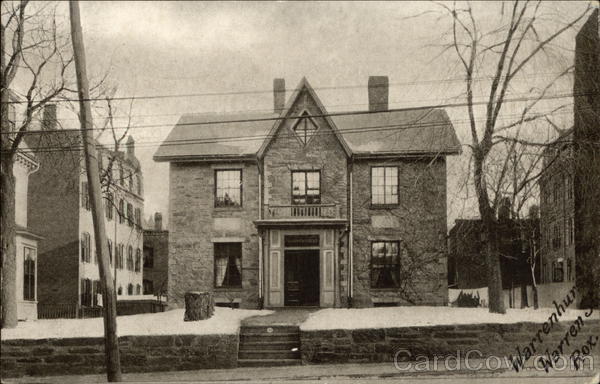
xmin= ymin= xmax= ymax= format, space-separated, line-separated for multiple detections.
xmin=126 ymin=135 xmax=135 ymax=157
xmin=154 ymin=212 xmax=163 ymax=231
xmin=273 ymin=78 xmax=285 ymax=114
xmin=368 ymin=76 xmax=389 ymax=112
xmin=42 ymin=104 xmax=57 ymax=130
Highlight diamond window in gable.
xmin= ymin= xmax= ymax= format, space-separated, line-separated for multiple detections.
xmin=292 ymin=112 xmax=318 ymax=145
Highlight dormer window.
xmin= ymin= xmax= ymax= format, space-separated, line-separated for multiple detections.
xmin=292 ymin=112 xmax=318 ymax=145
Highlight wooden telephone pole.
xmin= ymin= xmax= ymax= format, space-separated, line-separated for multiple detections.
xmin=69 ymin=1 xmax=122 ymax=381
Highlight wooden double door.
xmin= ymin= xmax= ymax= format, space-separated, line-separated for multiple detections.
xmin=284 ymin=249 xmax=320 ymax=306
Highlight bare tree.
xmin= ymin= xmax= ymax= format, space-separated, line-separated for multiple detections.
xmin=434 ymin=1 xmax=592 ymax=313
xmin=1 ymin=0 xmax=73 ymax=328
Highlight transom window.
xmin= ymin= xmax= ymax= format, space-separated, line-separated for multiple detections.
xmin=371 ymin=241 xmax=400 ymax=288
xmin=292 ymin=171 xmax=320 ymax=204
xmin=214 ymin=243 xmax=242 ymax=288
xmin=215 ymin=170 xmax=242 ymax=207
xmin=371 ymin=166 xmax=398 ymax=205
xmin=292 ymin=112 xmax=318 ymax=145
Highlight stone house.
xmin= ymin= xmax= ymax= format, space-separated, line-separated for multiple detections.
xmin=143 ymin=212 xmax=169 ymax=296
xmin=26 ymin=106 xmax=144 ymax=314
xmin=154 ymin=77 xmax=461 ymax=309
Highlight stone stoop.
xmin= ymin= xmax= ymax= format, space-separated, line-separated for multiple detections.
xmin=238 ymin=325 xmax=302 ymax=367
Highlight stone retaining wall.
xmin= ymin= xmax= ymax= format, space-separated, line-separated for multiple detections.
xmin=1 ymin=334 xmax=237 ymax=378
xmin=300 ymin=318 xmax=600 ymax=364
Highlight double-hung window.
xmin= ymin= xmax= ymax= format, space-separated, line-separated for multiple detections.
xmin=23 ymin=247 xmax=36 ymax=301
xmin=370 ymin=241 xmax=400 ymax=288
xmin=127 ymin=246 xmax=134 ymax=271
xmin=371 ymin=166 xmax=398 ymax=205
xmin=127 ymin=203 xmax=134 ymax=227
xmin=81 ymin=232 xmax=91 ymax=263
xmin=105 ymin=192 xmax=113 ymax=220
xmin=214 ymin=243 xmax=242 ymax=288
xmin=292 ymin=171 xmax=320 ymax=204
xmin=135 ymin=248 xmax=141 ymax=272
xmin=215 ymin=170 xmax=242 ymax=207
xmin=118 ymin=199 xmax=125 ymax=224
xmin=81 ymin=181 xmax=90 ymax=210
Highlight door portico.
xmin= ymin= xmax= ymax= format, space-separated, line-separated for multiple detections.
xmin=262 ymin=228 xmax=340 ymax=308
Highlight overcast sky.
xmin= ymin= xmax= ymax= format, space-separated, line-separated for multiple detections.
xmin=35 ymin=1 xmax=594 ymax=228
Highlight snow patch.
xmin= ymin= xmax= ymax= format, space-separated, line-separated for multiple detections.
xmin=300 ymin=306 xmax=596 ymax=331
xmin=1 ymin=308 xmax=273 ymax=340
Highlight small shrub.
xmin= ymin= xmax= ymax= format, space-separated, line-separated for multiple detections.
xmin=455 ymin=291 xmax=481 ymax=307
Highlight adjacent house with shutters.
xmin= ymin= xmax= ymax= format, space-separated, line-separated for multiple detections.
xmin=26 ymin=106 xmax=144 ymax=315
xmin=155 ymin=77 xmax=461 ymax=309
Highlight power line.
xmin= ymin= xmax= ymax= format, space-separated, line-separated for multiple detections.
xmin=2 ymin=89 xmax=591 ymax=137
xmin=2 ymin=71 xmax=574 ymax=105
xmin=23 ymin=83 xmax=578 ymax=123
xmin=9 ymin=106 xmax=591 ymax=155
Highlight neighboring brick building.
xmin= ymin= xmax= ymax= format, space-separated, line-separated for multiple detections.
xmin=538 ymin=10 xmax=599 ymax=309
xmin=143 ymin=212 xmax=169 ymax=297
xmin=573 ymin=9 xmax=599 ymax=309
xmin=154 ymin=77 xmax=461 ymax=309
xmin=26 ymin=106 xmax=144 ymax=313
xmin=447 ymin=204 xmax=541 ymax=308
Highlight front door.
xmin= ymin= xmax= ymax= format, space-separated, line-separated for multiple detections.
xmin=284 ymin=250 xmax=319 ymax=306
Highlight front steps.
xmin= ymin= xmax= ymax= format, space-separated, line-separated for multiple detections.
xmin=238 ymin=325 xmax=302 ymax=367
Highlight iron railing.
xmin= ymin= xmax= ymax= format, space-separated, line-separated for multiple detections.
xmin=266 ymin=204 xmax=340 ymax=219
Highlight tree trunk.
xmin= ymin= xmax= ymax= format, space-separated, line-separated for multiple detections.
xmin=484 ymin=223 xmax=506 ymax=314
xmin=1 ymin=154 xmax=17 ymax=328
xmin=184 ymin=291 xmax=214 ymax=321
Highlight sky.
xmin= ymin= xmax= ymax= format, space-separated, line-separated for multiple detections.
xmin=14 ymin=1 xmax=595 ymax=229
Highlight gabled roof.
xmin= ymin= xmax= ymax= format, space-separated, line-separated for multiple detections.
xmin=256 ymin=77 xmax=352 ymax=159
xmin=334 ymin=108 xmax=460 ymax=157
xmin=153 ymin=112 xmax=277 ymax=161
xmin=154 ymin=78 xmax=461 ymax=162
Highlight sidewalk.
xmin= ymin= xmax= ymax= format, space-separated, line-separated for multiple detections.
xmin=4 ymin=360 xmax=598 ymax=384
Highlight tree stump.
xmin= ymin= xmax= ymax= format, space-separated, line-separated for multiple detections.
xmin=184 ymin=291 xmax=214 ymax=321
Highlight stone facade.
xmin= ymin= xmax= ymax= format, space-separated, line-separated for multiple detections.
xmin=169 ymin=161 xmax=260 ymax=309
xmin=301 ymin=318 xmax=600 ymax=365
xmin=1 ymin=334 xmax=237 ymax=378
xmin=352 ymin=158 xmax=448 ymax=307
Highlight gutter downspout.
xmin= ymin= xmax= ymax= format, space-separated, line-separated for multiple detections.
xmin=257 ymin=160 xmax=263 ymax=308
xmin=348 ymin=163 xmax=354 ymax=307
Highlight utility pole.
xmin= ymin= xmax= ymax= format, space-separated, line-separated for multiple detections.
xmin=69 ymin=1 xmax=122 ymax=381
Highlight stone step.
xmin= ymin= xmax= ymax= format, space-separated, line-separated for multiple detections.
xmin=239 ymin=341 xmax=300 ymax=351
xmin=238 ymin=350 xmax=300 ymax=360
xmin=240 ymin=333 xmax=299 ymax=343
xmin=237 ymin=358 xmax=302 ymax=367
xmin=240 ymin=325 xmax=299 ymax=335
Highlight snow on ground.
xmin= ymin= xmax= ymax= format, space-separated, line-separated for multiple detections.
xmin=300 ymin=306 xmax=597 ymax=330
xmin=1 ymin=307 xmax=273 ymax=340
